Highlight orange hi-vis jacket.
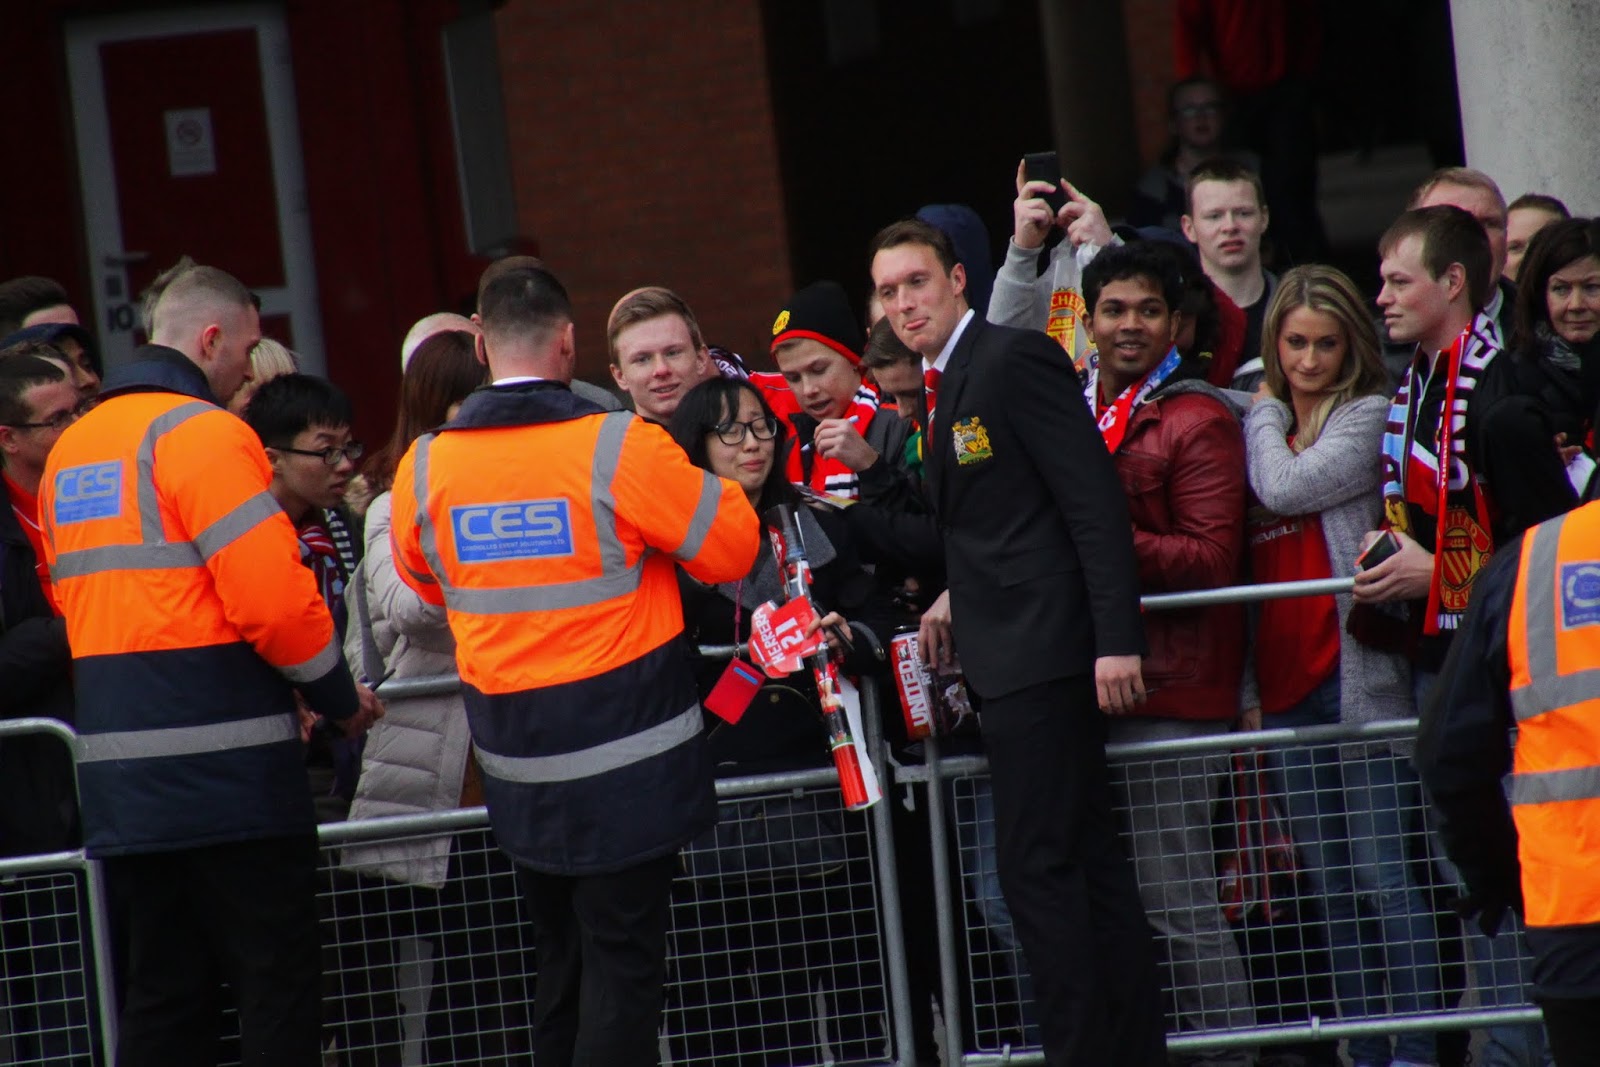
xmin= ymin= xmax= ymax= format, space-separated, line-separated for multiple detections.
xmin=40 ymin=347 xmax=358 ymax=857
xmin=391 ymin=381 xmax=758 ymax=874
xmin=1507 ymin=503 xmax=1600 ymax=930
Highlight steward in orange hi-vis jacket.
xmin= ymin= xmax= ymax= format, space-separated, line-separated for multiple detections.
xmin=391 ymin=262 xmax=756 ymax=1066
xmin=43 ymin=356 xmax=360 ymax=853
xmin=391 ymin=388 xmax=758 ymax=871
xmin=1420 ymin=500 xmax=1600 ymax=1062
xmin=40 ymin=264 xmax=368 ymax=1067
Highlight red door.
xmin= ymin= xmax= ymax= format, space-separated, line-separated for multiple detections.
xmin=66 ymin=8 xmax=324 ymax=373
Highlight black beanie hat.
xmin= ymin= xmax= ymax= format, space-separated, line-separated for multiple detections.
xmin=770 ymin=281 xmax=863 ymax=365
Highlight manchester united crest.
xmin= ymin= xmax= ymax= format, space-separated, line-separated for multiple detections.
xmin=1438 ymin=506 xmax=1492 ymax=613
xmin=952 ymin=417 xmax=993 ymax=466
xmin=771 ymin=309 xmax=790 ymax=336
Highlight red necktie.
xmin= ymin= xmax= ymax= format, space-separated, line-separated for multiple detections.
xmin=923 ymin=367 xmax=942 ymax=425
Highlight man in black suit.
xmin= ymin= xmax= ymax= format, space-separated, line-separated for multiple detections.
xmin=869 ymin=219 xmax=1164 ymax=1066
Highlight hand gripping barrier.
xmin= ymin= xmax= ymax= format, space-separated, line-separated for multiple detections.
xmin=1 ymin=584 xmax=1554 ymax=1065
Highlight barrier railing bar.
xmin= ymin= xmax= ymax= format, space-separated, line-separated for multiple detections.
xmin=955 ymin=1007 xmax=1549 ymax=1067
xmin=1161 ymin=1007 xmax=1549 ymax=1052
xmin=0 ymin=849 xmax=86 ymax=878
xmin=894 ymin=718 xmax=1422 ymax=785
xmin=1142 ymin=576 xmax=1354 ymax=612
xmin=377 ymin=583 xmax=1359 ymax=704
xmin=0 ymin=715 xmax=81 ymax=749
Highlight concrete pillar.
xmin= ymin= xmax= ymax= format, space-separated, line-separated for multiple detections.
xmin=1038 ymin=0 xmax=1142 ymax=217
xmin=1449 ymin=0 xmax=1600 ymax=213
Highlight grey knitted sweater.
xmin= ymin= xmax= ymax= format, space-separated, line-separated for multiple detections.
xmin=1242 ymin=394 xmax=1416 ymax=733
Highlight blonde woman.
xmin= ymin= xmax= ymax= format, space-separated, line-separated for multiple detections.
xmin=227 ymin=336 xmax=298 ymax=415
xmin=1242 ymin=264 xmax=1441 ymax=1067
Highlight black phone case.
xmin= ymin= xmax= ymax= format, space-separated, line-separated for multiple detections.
xmin=1022 ymin=152 xmax=1066 ymax=215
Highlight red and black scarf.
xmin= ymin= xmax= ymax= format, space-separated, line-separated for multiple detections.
xmin=1379 ymin=312 xmax=1501 ymax=634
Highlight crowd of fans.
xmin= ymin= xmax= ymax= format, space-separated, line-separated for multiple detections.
xmin=1 ymin=53 xmax=1597 ymax=1067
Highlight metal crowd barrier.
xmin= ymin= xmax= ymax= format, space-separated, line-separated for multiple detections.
xmin=0 ymin=718 xmax=114 ymax=1067
xmin=0 ymin=580 xmax=1552 ymax=1066
xmin=905 ymin=577 xmax=1545 ymax=1066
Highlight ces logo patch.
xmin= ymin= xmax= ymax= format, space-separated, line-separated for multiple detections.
xmin=53 ymin=462 xmax=123 ymax=524
xmin=451 ymin=499 xmax=574 ymax=563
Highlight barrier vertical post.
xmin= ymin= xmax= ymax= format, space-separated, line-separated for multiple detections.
xmin=862 ymin=674 xmax=918 ymax=1066
xmin=922 ymin=733 xmax=966 ymax=1061
xmin=82 ymin=856 xmax=119 ymax=1064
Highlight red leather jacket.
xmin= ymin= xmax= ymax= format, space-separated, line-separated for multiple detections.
xmin=1111 ymin=378 xmax=1247 ymax=720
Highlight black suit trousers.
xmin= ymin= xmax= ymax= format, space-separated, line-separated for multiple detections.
xmin=980 ymin=675 xmax=1166 ymax=1067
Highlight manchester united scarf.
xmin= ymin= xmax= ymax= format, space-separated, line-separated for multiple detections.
xmin=1085 ymin=346 xmax=1183 ymax=454
xmin=1379 ymin=312 xmax=1501 ymax=634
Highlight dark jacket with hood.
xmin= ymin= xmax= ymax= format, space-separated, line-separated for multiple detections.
xmin=1471 ymin=328 xmax=1600 ymax=539
xmin=0 ymin=485 xmax=78 ymax=857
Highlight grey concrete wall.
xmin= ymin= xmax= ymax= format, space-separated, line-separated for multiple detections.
xmin=1450 ymin=0 xmax=1600 ymax=213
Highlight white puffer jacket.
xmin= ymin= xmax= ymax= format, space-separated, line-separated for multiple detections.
xmin=340 ymin=491 xmax=473 ymax=889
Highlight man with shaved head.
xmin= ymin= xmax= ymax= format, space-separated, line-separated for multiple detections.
xmin=467 ymin=257 xmax=623 ymax=411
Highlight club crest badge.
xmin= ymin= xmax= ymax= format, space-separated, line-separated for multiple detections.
xmin=952 ymin=417 xmax=993 ymax=466
xmin=771 ymin=309 xmax=790 ymax=335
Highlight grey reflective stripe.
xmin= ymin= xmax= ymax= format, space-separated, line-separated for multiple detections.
xmin=1511 ymin=763 xmax=1600 ymax=806
xmin=77 ymin=713 xmax=298 ymax=764
xmin=445 ymin=558 xmax=644 ymax=614
xmin=474 ymin=704 xmax=701 ymax=784
xmin=590 ymin=412 xmax=631 ymax=573
xmin=137 ymin=402 xmax=212 ymax=543
xmin=51 ymin=400 xmax=216 ymax=581
xmin=419 ymin=413 xmax=646 ymax=616
xmin=281 ymin=635 xmax=341 ymax=684
xmin=413 ymin=433 xmax=445 ymax=586
xmin=1511 ymin=513 xmax=1600 ymax=719
xmin=51 ymin=541 xmax=203 ymax=580
xmin=672 ymin=470 xmax=723 ymax=563
xmin=192 ymin=491 xmax=280 ymax=560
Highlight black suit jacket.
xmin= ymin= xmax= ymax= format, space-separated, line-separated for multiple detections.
xmin=926 ymin=315 xmax=1145 ymax=699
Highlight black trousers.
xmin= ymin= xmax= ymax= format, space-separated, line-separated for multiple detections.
xmin=1541 ymin=995 xmax=1600 ymax=1067
xmin=979 ymin=675 xmax=1165 ymax=1067
xmin=104 ymin=834 xmax=323 ymax=1067
xmin=516 ymin=853 xmax=678 ymax=1066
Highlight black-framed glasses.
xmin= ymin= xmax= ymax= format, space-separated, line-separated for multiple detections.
xmin=9 ymin=398 xmax=94 ymax=432
xmin=276 ymin=441 xmax=365 ymax=466
xmin=713 ymin=416 xmax=779 ymax=446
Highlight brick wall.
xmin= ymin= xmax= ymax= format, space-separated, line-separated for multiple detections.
xmin=493 ymin=0 xmax=792 ymax=381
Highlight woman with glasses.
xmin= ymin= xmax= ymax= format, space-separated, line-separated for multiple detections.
xmin=664 ymin=375 xmax=886 ymax=1066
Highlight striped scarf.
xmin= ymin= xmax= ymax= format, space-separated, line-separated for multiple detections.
xmin=781 ymin=384 xmax=883 ymax=501
xmin=1380 ymin=311 xmax=1500 ymax=633
xmin=298 ymin=508 xmax=359 ymax=637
